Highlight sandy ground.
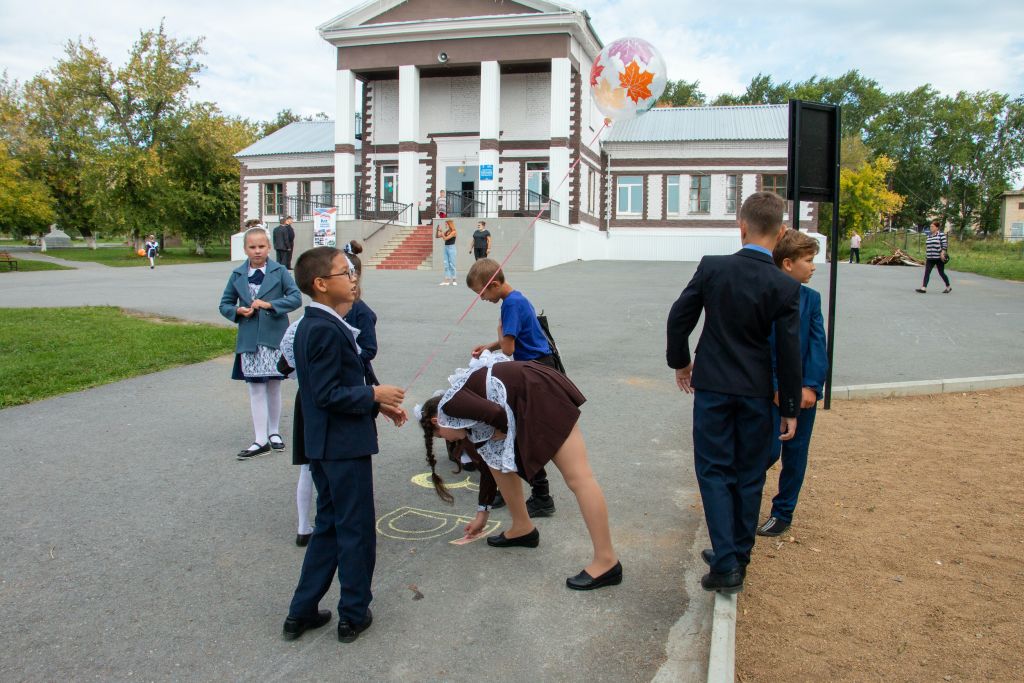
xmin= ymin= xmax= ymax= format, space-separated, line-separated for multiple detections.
xmin=736 ymin=387 xmax=1024 ymax=682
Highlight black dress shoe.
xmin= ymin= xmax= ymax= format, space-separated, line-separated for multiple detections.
xmin=269 ymin=434 xmax=286 ymax=451
xmin=566 ymin=561 xmax=623 ymax=590
xmin=701 ymin=569 xmax=744 ymax=594
xmin=237 ymin=442 xmax=271 ymax=460
xmin=295 ymin=533 xmax=311 ymax=547
xmin=486 ymin=527 xmax=539 ymax=548
xmin=526 ymin=494 xmax=555 ymax=518
xmin=491 ymin=491 xmax=506 ymax=509
xmin=337 ymin=608 xmax=373 ymax=643
xmin=701 ymin=549 xmax=747 ymax=577
xmin=282 ymin=609 xmax=331 ymax=640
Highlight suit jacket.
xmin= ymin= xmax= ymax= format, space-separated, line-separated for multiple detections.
xmin=272 ymin=224 xmax=294 ymax=250
xmin=343 ymin=299 xmax=379 ymax=386
xmin=666 ymin=248 xmax=802 ymax=417
xmin=770 ymin=286 xmax=828 ymax=400
xmin=295 ymin=306 xmax=379 ymax=460
xmin=219 ymin=260 xmax=302 ymax=353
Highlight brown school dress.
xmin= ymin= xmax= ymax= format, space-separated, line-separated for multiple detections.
xmin=441 ymin=360 xmax=586 ymax=482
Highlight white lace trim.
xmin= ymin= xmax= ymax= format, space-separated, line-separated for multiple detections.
xmin=437 ymin=351 xmax=517 ymax=473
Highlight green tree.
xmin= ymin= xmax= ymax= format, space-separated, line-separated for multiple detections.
xmin=657 ymin=79 xmax=706 ymax=107
xmin=0 ymin=141 xmax=55 ymax=238
xmin=838 ymin=155 xmax=905 ymax=237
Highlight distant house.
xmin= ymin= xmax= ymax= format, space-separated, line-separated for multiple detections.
xmin=999 ymin=189 xmax=1024 ymax=242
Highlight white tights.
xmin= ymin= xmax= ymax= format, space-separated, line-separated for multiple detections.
xmin=247 ymin=380 xmax=282 ymax=445
xmin=296 ymin=464 xmax=315 ymax=534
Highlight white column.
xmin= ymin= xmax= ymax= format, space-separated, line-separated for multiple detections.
xmin=548 ymin=57 xmax=572 ymax=224
xmin=397 ymin=64 xmax=420 ymax=225
xmin=478 ymin=61 xmax=501 ymax=212
xmin=334 ymin=69 xmax=356 ymax=219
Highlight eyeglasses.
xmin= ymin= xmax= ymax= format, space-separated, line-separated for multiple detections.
xmin=319 ymin=270 xmax=357 ymax=281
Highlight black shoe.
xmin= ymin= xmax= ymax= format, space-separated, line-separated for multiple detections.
xmin=526 ymin=494 xmax=555 ymax=518
xmin=237 ymin=442 xmax=271 ymax=460
xmin=337 ymin=609 xmax=373 ymax=643
xmin=462 ymin=461 xmax=478 ymax=472
xmin=701 ymin=549 xmax=747 ymax=577
xmin=756 ymin=516 xmax=790 ymax=537
xmin=566 ymin=561 xmax=623 ymax=590
xmin=295 ymin=533 xmax=311 ymax=547
xmin=486 ymin=528 xmax=540 ymax=548
xmin=490 ymin=491 xmax=506 ymax=509
xmin=282 ymin=609 xmax=331 ymax=640
xmin=269 ymin=434 xmax=286 ymax=451
xmin=915 ymin=287 xmax=927 ymax=293
xmin=701 ymin=569 xmax=744 ymax=594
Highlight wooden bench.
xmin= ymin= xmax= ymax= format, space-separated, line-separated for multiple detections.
xmin=0 ymin=251 xmax=18 ymax=271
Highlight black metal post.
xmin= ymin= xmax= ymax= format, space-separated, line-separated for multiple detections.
xmin=823 ymin=107 xmax=842 ymax=410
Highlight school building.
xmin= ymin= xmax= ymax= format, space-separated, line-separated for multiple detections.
xmin=234 ymin=0 xmax=822 ymax=270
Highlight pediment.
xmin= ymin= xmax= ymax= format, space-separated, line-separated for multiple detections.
xmin=320 ymin=0 xmax=578 ymax=32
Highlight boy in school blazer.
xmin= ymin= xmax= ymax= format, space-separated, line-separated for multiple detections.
xmin=666 ymin=192 xmax=802 ymax=594
xmin=282 ymin=247 xmax=406 ymax=644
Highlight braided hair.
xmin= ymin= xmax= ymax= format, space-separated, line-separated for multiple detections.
xmin=418 ymin=396 xmax=454 ymax=504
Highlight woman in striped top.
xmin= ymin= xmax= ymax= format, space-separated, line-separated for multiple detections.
xmin=916 ymin=221 xmax=951 ymax=294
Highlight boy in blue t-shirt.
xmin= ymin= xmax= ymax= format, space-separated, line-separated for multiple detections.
xmin=467 ymin=258 xmax=557 ymax=517
xmin=758 ymin=229 xmax=828 ymax=538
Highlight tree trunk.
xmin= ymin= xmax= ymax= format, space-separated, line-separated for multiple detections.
xmin=195 ymin=240 xmax=206 ymax=256
xmin=84 ymin=235 xmax=97 ymax=249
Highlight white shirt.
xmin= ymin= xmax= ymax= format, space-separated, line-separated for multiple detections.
xmin=247 ymin=264 xmax=266 ymax=278
xmin=850 ymin=235 xmax=861 ymax=248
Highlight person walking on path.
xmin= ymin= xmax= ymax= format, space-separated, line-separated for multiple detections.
xmin=219 ymin=227 xmax=302 ymax=459
xmin=849 ymin=232 xmax=861 ymax=264
xmin=273 ymin=217 xmax=296 ymax=270
xmin=916 ymin=221 xmax=951 ymax=294
xmin=144 ymin=234 xmax=160 ymax=269
xmin=436 ymin=219 xmax=458 ymax=286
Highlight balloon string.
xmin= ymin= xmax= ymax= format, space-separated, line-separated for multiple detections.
xmin=404 ymin=120 xmax=611 ymax=392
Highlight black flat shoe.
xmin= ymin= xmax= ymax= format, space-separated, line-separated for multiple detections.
xmin=269 ymin=434 xmax=286 ymax=451
xmin=490 ymin=491 xmax=506 ymax=509
xmin=486 ymin=528 xmax=539 ymax=548
xmin=282 ymin=609 xmax=331 ymax=640
xmin=296 ymin=533 xmax=311 ymax=547
xmin=337 ymin=608 xmax=373 ymax=643
xmin=756 ymin=516 xmax=790 ymax=537
xmin=566 ymin=561 xmax=623 ymax=590
xmin=701 ymin=549 xmax=747 ymax=577
xmin=701 ymin=569 xmax=744 ymax=594
xmin=237 ymin=442 xmax=271 ymax=460
xmin=526 ymin=494 xmax=555 ymax=518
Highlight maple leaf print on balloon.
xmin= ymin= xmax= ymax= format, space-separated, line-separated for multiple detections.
xmin=608 ymin=38 xmax=654 ymax=65
xmin=593 ymin=77 xmax=626 ymax=111
xmin=619 ymin=61 xmax=654 ymax=103
xmin=590 ymin=58 xmax=605 ymax=87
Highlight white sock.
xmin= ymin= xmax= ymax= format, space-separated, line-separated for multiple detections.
xmin=296 ymin=464 xmax=315 ymax=534
xmin=266 ymin=379 xmax=282 ymax=437
xmin=248 ymin=382 xmax=269 ymax=445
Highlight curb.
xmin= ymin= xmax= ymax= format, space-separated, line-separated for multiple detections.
xmin=703 ymin=374 xmax=1024 ymax=682
xmin=831 ymin=373 xmax=1024 ymax=400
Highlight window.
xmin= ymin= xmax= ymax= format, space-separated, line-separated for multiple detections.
xmin=588 ymin=169 xmax=597 ymax=214
xmin=689 ymin=175 xmax=710 ymax=213
xmin=321 ymin=180 xmax=334 ymax=204
xmin=297 ymin=181 xmax=311 ymax=217
xmin=263 ymin=183 xmax=283 ymax=215
xmin=666 ymin=176 xmax=680 ymax=214
xmin=726 ymin=175 xmax=738 ymax=214
xmin=616 ymin=175 xmax=643 ymax=215
xmin=1018 ymin=202 xmax=1024 ymax=210
xmin=381 ymin=165 xmax=398 ymax=203
xmin=762 ymin=174 xmax=787 ymax=198
xmin=526 ymin=162 xmax=550 ymax=198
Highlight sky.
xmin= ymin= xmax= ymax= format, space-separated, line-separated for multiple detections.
xmin=1 ymin=0 xmax=1022 ymax=122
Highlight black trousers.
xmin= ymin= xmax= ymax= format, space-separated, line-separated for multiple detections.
xmin=474 ymin=248 xmax=488 ymax=260
xmin=276 ymin=249 xmax=292 ymax=270
xmin=849 ymin=248 xmax=860 ymax=263
xmin=922 ymin=258 xmax=950 ymax=287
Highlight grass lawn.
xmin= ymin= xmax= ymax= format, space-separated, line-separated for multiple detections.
xmin=0 ymin=258 xmax=74 ymax=272
xmin=44 ymin=245 xmax=231 ymax=267
xmin=0 ymin=307 xmax=236 ymax=408
xmin=838 ymin=232 xmax=1024 ymax=281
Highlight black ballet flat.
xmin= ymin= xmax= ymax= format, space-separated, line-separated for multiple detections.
xmin=295 ymin=533 xmax=311 ymax=547
xmin=486 ymin=528 xmax=540 ymax=548
xmin=269 ymin=434 xmax=286 ymax=451
xmin=237 ymin=442 xmax=271 ymax=460
xmin=566 ymin=561 xmax=623 ymax=590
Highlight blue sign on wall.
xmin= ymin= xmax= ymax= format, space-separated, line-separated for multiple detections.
xmin=480 ymin=164 xmax=494 ymax=181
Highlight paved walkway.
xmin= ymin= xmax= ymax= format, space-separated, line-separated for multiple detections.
xmin=1 ymin=259 xmax=1021 ymax=681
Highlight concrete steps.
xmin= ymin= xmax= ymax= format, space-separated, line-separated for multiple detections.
xmin=368 ymin=225 xmax=434 ymax=270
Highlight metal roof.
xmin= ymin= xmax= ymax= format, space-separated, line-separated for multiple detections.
xmin=235 ymin=121 xmax=342 ymax=158
xmin=605 ymin=104 xmax=788 ymax=143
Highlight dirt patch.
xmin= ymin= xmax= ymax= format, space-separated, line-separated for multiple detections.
xmin=120 ymin=308 xmax=205 ymax=325
xmin=736 ymin=387 xmax=1024 ymax=682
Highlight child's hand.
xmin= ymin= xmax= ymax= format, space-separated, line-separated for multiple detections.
xmin=491 ymin=430 xmax=506 ymax=442
xmin=779 ymin=416 xmax=797 ymax=441
xmin=251 ymin=298 xmax=272 ymax=310
xmin=675 ymin=364 xmax=694 ymax=393
xmin=380 ymin=404 xmax=408 ymax=427
xmin=236 ymin=306 xmax=254 ymax=318
xmin=801 ymin=388 xmax=818 ymax=409
xmin=471 ymin=344 xmax=489 ymax=358
xmin=773 ymin=391 xmax=779 ymax=406
xmin=464 ymin=511 xmax=489 ymax=536
xmin=373 ymin=384 xmax=405 ymax=407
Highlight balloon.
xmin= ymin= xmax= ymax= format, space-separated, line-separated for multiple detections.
xmin=590 ymin=37 xmax=667 ymax=122
xmin=137 ymin=249 xmax=146 ymax=256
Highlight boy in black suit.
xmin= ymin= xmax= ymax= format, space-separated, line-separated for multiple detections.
xmin=282 ymin=246 xmax=407 ymax=643
xmin=666 ymin=192 xmax=802 ymax=594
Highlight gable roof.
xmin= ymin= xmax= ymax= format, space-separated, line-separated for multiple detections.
xmin=606 ymin=105 xmax=788 ymax=143
xmin=234 ymin=121 xmax=340 ymax=158
xmin=319 ymin=0 xmax=581 ymax=31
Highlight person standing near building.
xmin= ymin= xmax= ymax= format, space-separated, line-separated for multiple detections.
xmin=274 ymin=216 xmax=296 ymax=270
xmin=470 ymin=221 xmax=491 ymax=260
xmin=436 ymin=219 xmax=458 ymax=286
xmin=849 ymin=232 xmax=861 ymax=264
xmin=436 ymin=190 xmax=447 ymax=219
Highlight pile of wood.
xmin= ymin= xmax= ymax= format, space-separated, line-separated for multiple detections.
xmin=868 ymin=249 xmax=923 ymax=266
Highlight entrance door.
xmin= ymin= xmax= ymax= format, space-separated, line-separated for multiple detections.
xmin=461 ymin=181 xmax=476 ymax=217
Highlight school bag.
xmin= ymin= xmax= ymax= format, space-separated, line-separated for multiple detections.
xmin=536 ymin=310 xmax=566 ymax=374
